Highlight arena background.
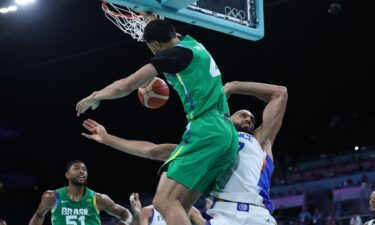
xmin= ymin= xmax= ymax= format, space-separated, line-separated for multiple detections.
xmin=0 ymin=0 xmax=373 ymax=224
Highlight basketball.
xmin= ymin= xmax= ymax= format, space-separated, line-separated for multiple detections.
xmin=137 ymin=77 xmax=170 ymax=109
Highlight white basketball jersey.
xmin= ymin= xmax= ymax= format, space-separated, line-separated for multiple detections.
xmin=149 ymin=208 xmax=166 ymax=225
xmin=211 ymin=132 xmax=275 ymax=214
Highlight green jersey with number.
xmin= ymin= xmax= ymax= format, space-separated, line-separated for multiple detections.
xmin=51 ymin=187 xmax=101 ymax=225
xmin=164 ymin=35 xmax=230 ymax=121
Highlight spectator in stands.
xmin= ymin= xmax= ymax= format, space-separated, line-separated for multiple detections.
xmin=298 ymin=206 xmax=312 ymax=225
xmin=364 ymin=191 xmax=375 ymax=225
xmin=350 ymin=214 xmax=363 ymax=225
xmin=344 ymin=177 xmax=354 ymax=187
xmin=0 ymin=219 xmax=7 ymax=225
xmin=361 ymin=175 xmax=370 ymax=187
xmin=326 ymin=204 xmax=339 ymax=225
xmin=312 ymin=208 xmax=323 ymax=225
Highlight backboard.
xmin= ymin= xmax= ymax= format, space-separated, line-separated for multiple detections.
xmin=104 ymin=0 xmax=265 ymax=41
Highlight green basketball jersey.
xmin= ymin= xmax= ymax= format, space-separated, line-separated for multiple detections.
xmin=164 ymin=35 xmax=230 ymax=121
xmin=51 ymin=187 xmax=101 ymax=225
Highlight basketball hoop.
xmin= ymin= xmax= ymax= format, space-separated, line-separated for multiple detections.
xmin=101 ymin=1 xmax=147 ymax=41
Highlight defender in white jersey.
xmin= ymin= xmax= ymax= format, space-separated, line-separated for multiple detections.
xmin=205 ymin=81 xmax=287 ymax=225
xmin=81 ymin=81 xmax=288 ymax=225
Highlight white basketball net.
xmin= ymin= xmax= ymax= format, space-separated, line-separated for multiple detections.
xmin=101 ymin=2 xmax=147 ymax=42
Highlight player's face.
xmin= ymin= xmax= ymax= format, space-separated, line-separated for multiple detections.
xmin=66 ymin=163 xmax=88 ymax=186
xmin=230 ymin=110 xmax=255 ymax=134
xmin=369 ymin=191 xmax=375 ymax=211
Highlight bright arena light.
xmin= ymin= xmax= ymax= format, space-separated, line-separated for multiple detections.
xmin=0 ymin=8 xmax=9 ymax=14
xmin=8 ymin=5 xmax=18 ymax=11
xmin=0 ymin=5 xmax=19 ymax=14
xmin=15 ymin=0 xmax=36 ymax=6
xmin=0 ymin=0 xmax=34 ymax=14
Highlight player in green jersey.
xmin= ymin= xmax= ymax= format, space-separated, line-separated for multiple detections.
xmin=29 ymin=160 xmax=132 ymax=225
xmin=75 ymin=19 xmax=237 ymax=225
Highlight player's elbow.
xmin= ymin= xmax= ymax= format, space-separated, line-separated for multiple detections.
xmin=278 ymin=86 xmax=288 ymax=102
xmin=31 ymin=212 xmax=45 ymax=221
xmin=146 ymin=148 xmax=166 ymax=161
xmin=121 ymin=208 xmax=132 ymax=223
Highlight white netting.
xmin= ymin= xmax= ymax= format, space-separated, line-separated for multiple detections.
xmin=101 ymin=2 xmax=147 ymax=42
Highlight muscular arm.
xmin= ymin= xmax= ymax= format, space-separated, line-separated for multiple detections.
xmin=93 ymin=64 xmax=157 ymax=100
xmin=102 ymin=135 xmax=176 ymax=161
xmin=96 ymin=193 xmax=132 ymax=225
xmin=225 ymin=81 xmax=288 ymax=159
xmin=29 ymin=191 xmax=56 ymax=225
xmin=82 ymin=119 xmax=177 ymax=161
xmin=76 ymin=64 xmax=158 ymax=116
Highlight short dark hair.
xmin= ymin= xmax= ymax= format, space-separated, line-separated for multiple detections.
xmin=143 ymin=19 xmax=177 ymax=43
xmin=66 ymin=160 xmax=85 ymax=172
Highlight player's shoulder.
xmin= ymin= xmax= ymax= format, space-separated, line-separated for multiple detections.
xmin=43 ymin=190 xmax=56 ymax=198
xmin=94 ymin=192 xmax=119 ymax=211
xmin=41 ymin=190 xmax=57 ymax=204
xmin=94 ymin=192 xmax=111 ymax=201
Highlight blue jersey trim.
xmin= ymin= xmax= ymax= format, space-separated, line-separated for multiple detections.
xmin=149 ymin=208 xmax=155 ymax=224
xmin=257 ymin=155 xmax=275 ymax=214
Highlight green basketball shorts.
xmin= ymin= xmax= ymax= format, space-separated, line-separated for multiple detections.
xmin=159 ymin=111 xmax=238 ymax=193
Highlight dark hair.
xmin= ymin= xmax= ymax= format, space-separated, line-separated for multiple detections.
xmin=66 ymin=160 xmax=85 ymax=172
xmin=143 ymin=19 xmax=176 ymax=43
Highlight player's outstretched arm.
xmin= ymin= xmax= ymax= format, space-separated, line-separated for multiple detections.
xmin=224 ymin=81 xmax=288 ymax=159
xmin=76 ymin=63 xmax=158 ymax=116
xmin=96 ymin=193 xmax=132 ymax=225
xmin=82 ymin=119 xmax=177 ymax=161
xmin=29 ymin=191 xmax=56 ymax=225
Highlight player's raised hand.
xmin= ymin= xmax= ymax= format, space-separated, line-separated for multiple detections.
xmin=129 ymin=193 xmax=142 ymax=217
xmin=82 ymin=119 xmax=107 ymax=143
xmin=76 ymin=94 xmax=100 ymax=117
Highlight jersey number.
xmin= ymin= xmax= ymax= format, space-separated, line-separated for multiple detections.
xmin=209 ymin=56 xmax=221 ymax=77
xmin=238 ymin=141 xmax=245 ymax=153
xmin=66 ymin=215 xmax=85 ymax=225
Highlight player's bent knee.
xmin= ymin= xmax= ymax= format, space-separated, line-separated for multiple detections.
xmin=154 ymin=193 xmax=183 ymax=214
xmin=152 ymin=195 xmax=170 ymax=213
